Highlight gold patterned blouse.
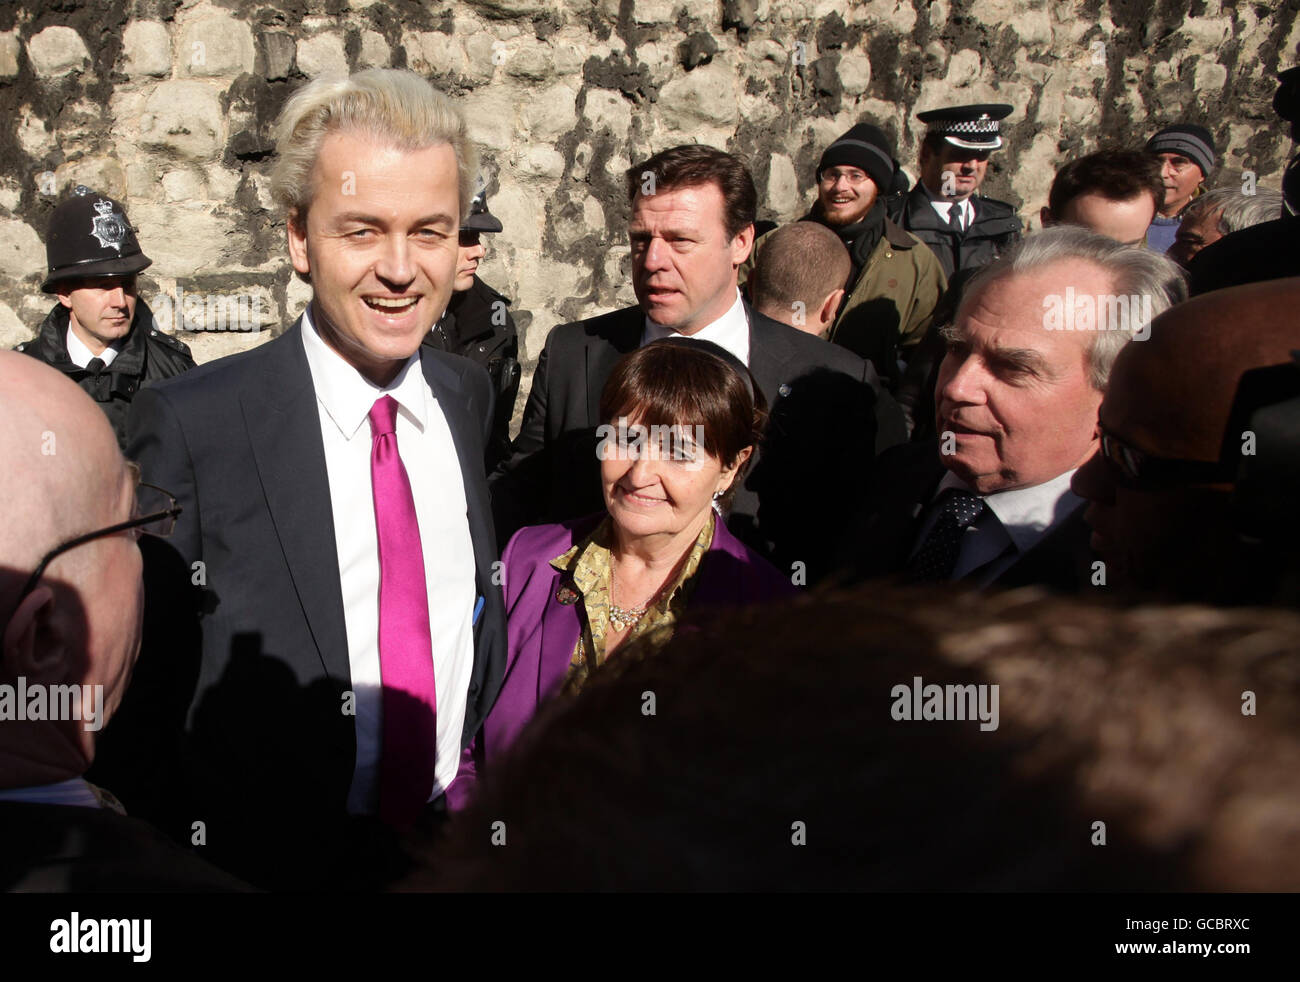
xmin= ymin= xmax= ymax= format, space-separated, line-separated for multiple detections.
xmin=549 ymin=511 xmax=716 ymax=694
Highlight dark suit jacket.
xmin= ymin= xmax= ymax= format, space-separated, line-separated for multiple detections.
xmin=0 ymin=802 xmax=250 ymax=892
xmin=108 ymin=320 xmax=508 ymax=890
xmin=490 ymin=302 xmax=908 ymax=582
xmin=840 ymin=441 xmax=1094 ymax=593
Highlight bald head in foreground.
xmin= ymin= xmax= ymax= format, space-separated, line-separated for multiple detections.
xmin=1073 ymin=277 xmax=1300 ymax=603
xmin=0 ymin=352 xmax=242 ymax=890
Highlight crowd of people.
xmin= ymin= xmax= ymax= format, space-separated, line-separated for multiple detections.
xmin=2 ymin=62 xmax=1299 ymax=892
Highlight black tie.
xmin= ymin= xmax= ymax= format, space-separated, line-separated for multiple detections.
xmin=84 ymin=357 xmax=106 ymax=376
xmin=906 ymin=490 xmax=986 ymax=582
xmin=947 ymin=203 xmax=964 ymax=234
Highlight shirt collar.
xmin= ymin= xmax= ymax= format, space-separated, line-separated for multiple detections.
xmin=935 ymin=468 xmax=1083 ymax=554
xmin=65 ymin=324 xmax=123 ymax=369
xmin=300 ymin=305 xmax=429 ymax=440
xmin=641 ymin=289 xmax=750 ymax=365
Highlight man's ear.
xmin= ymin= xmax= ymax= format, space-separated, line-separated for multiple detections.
xmin=287 ymin=208 xmax=311 ymax=277
xmin=819 ymin=288 xmax=845 ymax=330
xmin=1040 ymin=206 xmax=1055 ymax=229
xmin=2 ymin=586 xmax=69 ymax=683
xmin=731 ymin=222 xmax=755 ymax=268
xmin=55 ymin=288 xmax=74 ymax=310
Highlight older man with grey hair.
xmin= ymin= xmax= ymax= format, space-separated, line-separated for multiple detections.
xmin=110 ymin=69 xmax=507 ymax=890
xmin=1167 ymin=186 xmax=1285 ymax=268
xmin=842 ymin=226 xmax=1186 ymax=592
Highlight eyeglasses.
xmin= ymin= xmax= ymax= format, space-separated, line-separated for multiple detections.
xmin=1099 ymin=426 xmax=1237 ymax=490
xmin=18 ymin=480 xmax=181 ymax=603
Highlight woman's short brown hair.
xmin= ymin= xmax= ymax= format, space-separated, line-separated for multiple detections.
xmin=599 ymin=341 xmax=767 ymax=506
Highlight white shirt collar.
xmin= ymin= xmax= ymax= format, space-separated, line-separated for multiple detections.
xmin=936 ymin=468 xmax=1082 ymax=555
xmin=300 ymin=305 xmax=429 ymax=441
xmin=66 ymin=324 xmax=123 ymax=369
xmin=0 ymin=776 xmax=101 ymax=809
xmin=640 ymin=289 xmax=751 ymax=366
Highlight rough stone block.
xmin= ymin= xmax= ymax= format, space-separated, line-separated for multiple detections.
xmin=138 ymin=81 xmax=225 ymax=160
xmin=583 ymin=89 xmax=632 ymax=142
xmin=297 ymin=33 xmax=348 ymax=77
xmin=0 ymin=217 xmax=44 ymax=279
xmin=0 ymin=301 xmax=30 ymax=349
xmin=180 ymin=13 xmax=256 ymax=77
xmin=0 ymin=30 xmax=21 ymax=77
xmin=767 ymin=152 xmax=800 ymax=217
xmin=839 ymin=49 xmax=872 ymax=95
xmin=27 ymin=26 xmax=90 ymax=77
xmin=358 ymin=30 xmax=390 ymax=68
xmin=521 ymin=82 xmax=578 ymax=142
xmin=122 ymin=21 xmax=172 ymax=77
xmin=658 ymin=62 xmax=739 ymax=127
xmin=54 ymin=157 xmax=128 ymax=200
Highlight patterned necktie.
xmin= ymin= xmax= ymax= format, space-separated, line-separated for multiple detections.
xmin=369 ymin=395 xmax=437 ymax=829
xmin=906 ymin=490 xmax=986 ymax=582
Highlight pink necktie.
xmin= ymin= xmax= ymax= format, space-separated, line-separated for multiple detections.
xmin=369 ymin=395 xmax=437 ymax=828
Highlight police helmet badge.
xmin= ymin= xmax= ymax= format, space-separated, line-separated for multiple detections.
xmin=90 ymin=199 xmax=129 ymax=254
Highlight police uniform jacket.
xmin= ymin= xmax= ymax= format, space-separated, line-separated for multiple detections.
xmin=888 ymin=184 xmax=1023 ymax=281
xmin=424 ymin=275 xmax=521 ymax=471
xmin=15 ymin=299 xmax=194 ymax=448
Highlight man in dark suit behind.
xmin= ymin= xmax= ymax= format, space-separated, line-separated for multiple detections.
xmin=842 ymin=226 xmax=1187 ymax=592
xmin=0 ymin=352 xmax=243 ymax=892
xmin=108 ymin=70 xmax=507 ymax=890
xmin=491 ymin=145 xmax=906 ymax=583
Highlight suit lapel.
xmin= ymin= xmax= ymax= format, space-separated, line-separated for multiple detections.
xmin=744 ymin=306 xmax=794 ymax=404
xmin=240 ymin=321 xmax=350 ymax=682
xmin=585 ymin=307 xmax=645 ymax=426
xmin=418 ymin=348 xmax=510 ymax=743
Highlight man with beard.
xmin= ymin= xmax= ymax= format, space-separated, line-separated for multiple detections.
xmin=744 ymin=124 xmax=947 ymax=389
xmin=15 ymin=187 xmax=194 ymax=449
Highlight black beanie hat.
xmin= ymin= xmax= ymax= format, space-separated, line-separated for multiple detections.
xmin=818 ymin=124 xmax=896 ymax=192
xmin=1145 ymin=124 xmax=1216 ymax=179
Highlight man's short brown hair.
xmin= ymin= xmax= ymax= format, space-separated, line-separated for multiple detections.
xmin=749 ymin=222 xmax=851 ymax=314
xmin=625 ymin=145 xmax=757 ymax=241
xmin=1048 ymin=149 xmax=1166 ymax=218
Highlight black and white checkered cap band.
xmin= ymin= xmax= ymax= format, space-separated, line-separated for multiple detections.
xmin=928 ymin=117 xmax=1002 ymax=136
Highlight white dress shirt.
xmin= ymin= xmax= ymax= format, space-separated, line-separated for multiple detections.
xmin=0 ymin=777 xmax=100 ymax=809
xmin=300 ymin=309 xmax=477 ymax=815
xmin=909 ymin=468 xmax=1083 ymax=586
xmin=928 ymin=194 xmax=975 ymax=232
xmin=641 ymin=289 xmax=751 ymax=366
xmin=66 ymin=325 xmax=122 ymax=368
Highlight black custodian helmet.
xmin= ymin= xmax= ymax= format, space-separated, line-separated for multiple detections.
xmin=41 ymin=185 xmax=151 ymax=293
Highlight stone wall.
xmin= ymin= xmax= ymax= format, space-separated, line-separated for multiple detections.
xmin=0 ymin=0 xmax=1296 ymax=422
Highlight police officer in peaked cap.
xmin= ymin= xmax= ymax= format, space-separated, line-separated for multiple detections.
xmin=423 ymin=185 xmax=521 ymax=470
xmin=888 ymin=104 xmax=1024 ymax=280
xmin=15 ymin=186 xmax=194 ymax=448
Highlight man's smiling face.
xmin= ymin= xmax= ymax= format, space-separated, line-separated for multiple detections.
xmin=287 ymin=129 xmax=461 ymax=386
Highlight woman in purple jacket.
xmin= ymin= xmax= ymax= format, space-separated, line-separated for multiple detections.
xmin=448 ymin=339 xmax=796 ymax=808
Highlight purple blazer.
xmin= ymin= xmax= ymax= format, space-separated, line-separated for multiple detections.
xmin=445 ymin=512 xmax=796 ymax=810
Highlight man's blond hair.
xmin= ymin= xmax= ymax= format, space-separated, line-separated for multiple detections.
xmin=270 ymin=69 xmax=477 ymax=223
